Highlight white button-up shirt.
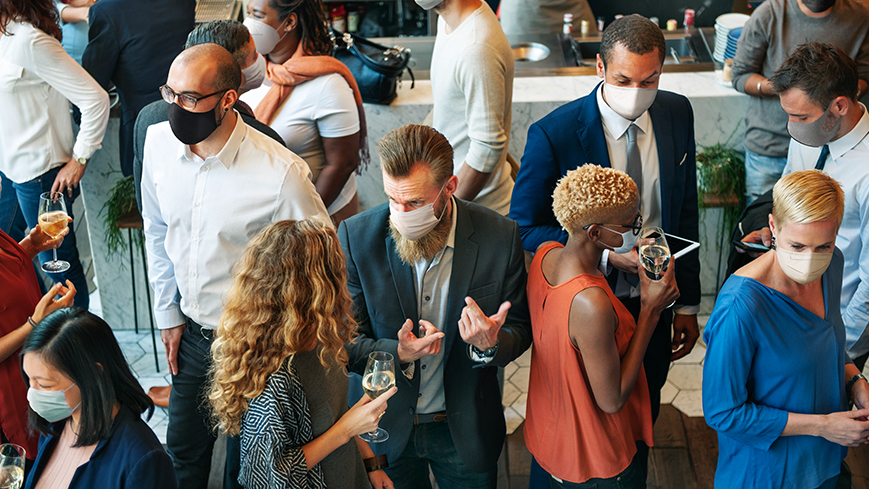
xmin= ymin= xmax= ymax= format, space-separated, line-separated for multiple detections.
xmin=784 ymin=104 xmax=869 ymax=357
xmin=141 ymin=114 xmax=331 ymax=330
xmin=0 ymin=21 xmax=109 ymax=183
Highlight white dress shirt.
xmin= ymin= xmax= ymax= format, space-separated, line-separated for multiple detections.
xmin=141 ymin=114 xmax=331 ymax=330
xmin=596 ymin=85 xmax=698 ymax=316
xmin=784 ymin=104 xmax=869 ymax=357
xmin=0 ymin=21 xmax=108 ymax=183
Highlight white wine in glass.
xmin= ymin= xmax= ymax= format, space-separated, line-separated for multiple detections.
xmin=0 ymin=444 xmax=25 ymax=489
xmin=638 ymin=226 xmax=670 ymax=280
xmin=38 ymin=192 xmax=70 ymax=273
xmin=359 ymin=351 xmax=395 ymax=443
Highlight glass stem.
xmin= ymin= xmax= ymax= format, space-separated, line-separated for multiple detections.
xmin=52 ymin=248 xmax=59 ymax=263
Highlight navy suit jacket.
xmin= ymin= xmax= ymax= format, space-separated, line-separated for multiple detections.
xmin=24 ymin=407 xmax=176 ymax=489
xmin=82 ymin=0 xmax=195 ymax=176
xmin=510 ymin=83 xmax=701 ymax=307
xmin=338 ymin=199 xmax=533 ymax=472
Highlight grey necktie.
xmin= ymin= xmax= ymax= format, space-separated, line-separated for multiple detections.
xmin=625 ymin=123 xmax=643 ymax=196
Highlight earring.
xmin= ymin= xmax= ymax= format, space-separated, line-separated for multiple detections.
xmin=770 ymin=235 xmax=776 ymax=250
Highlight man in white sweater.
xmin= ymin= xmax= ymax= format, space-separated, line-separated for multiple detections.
xmin=421 ymin=0 xmax=515 ymax=216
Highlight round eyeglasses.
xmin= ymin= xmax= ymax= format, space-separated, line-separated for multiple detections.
xmin=159 ymin=85 xmax=227 ymax=111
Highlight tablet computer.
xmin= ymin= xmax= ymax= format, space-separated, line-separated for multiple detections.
xmin=665 ymin=233 xmax=700 ymax=260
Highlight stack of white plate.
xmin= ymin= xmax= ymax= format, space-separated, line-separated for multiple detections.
xmin=713 ymin=13 xmax=750 ymax=63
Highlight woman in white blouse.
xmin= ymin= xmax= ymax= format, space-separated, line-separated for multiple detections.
xmin=0 ymin=0 xmax=109 ymax=308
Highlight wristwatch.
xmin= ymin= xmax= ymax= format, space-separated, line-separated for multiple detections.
xmin=74 ymin=154 xmax=88 ymax=166
xmin=847 ymin=373 xmax=867 ymax=395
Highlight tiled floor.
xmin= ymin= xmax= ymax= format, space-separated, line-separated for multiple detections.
xmin=92 ymin=289 xmax=171 ymax=444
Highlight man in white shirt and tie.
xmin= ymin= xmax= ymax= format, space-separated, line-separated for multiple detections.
xmin=140 ymin=43 xmax=329 ymax=489
xmin=741 ymin=42 xmax=869 ymax=371
xmin=511 ymin=16 xmax=701 ymax=481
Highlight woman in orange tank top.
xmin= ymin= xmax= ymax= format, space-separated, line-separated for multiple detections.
xmin=524 ymin=165 xmax=679 ymax=488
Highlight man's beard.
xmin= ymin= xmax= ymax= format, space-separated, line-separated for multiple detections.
xmin=390 ymin=207 xmax=452 ymax=264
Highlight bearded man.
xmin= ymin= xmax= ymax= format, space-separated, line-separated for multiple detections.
xmin=338 ymin=124 xmax=532 ymax=489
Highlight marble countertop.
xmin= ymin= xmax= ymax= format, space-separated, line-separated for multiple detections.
xmin=389 ymin=70 xmax=743 ymax=106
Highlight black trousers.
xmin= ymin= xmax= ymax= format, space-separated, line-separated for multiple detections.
xmin=165 ymin=319 xmax=241 ymax=489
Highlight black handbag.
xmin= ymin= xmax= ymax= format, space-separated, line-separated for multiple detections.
xmin=332 ymin=30 xmax=414 ymax=105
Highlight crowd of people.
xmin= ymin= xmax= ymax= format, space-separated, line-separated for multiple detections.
xmin=2 ymin=0 xmax=869 ymax=488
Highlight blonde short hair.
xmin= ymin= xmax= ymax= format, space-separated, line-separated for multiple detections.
xmin=772 ymin=169 xmax=844 ymax=229
xmin=553 ymin=164 xmax=639 ymax=236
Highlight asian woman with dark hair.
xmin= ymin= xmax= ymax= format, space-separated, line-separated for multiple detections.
xmin=20 ymin=308 xmax=176 ymax=489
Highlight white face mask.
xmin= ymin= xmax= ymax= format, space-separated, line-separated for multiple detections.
xmin=603 ymin=83 xmax=658 ymax=121
xmin=775 ymin=246 xmax=833 ymax=285
xmin=240 ymin=53 xmax=267 ymax=92
xmin=414 ymin=0 xmax=444 ymax=10
xmin=244 ymin=17 xmax=287 ymax=55
xmin=599 ymin=226 xmax=640 ymax=254
xmin=389 ymin=182 xmax=448 ymax=241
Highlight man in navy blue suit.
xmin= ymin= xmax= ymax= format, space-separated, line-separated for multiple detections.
xmin=82 ymin=0 xmax=195 ymax=176
xmin=510 ymin=14 xmax=701 ymax=434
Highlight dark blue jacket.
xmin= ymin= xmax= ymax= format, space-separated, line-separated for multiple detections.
xmin=509 ymin=83 xmax=701 ymax=307
xmin=82 ymin=0 xmax=195 ymax=176
xmin=24 ymin=407 xmax=176 ymax=489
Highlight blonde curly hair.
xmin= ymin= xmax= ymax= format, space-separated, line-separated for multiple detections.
xmin=553 ymin=164 xmax=639 ymax=236
xmin=208 ymin=219 xmax=357 ymax=435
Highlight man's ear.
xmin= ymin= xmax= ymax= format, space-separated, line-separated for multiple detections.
xmin=596 ymin=53 xmax=605 ymax=79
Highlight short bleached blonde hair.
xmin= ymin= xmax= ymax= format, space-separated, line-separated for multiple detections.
xmin=553 ymin=164 xmax=639 ymax=236
xmin=773 ymin=169 xmax=844 ymax=229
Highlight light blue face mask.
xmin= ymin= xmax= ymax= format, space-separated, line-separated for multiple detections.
xmin=27 ymin=384 xmax=80 ymax=423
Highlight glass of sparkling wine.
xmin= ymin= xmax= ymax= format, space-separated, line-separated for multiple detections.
xmin=38 ymin=192 xmax=70 ymax=274
xmin=0 ymin=444 xmax=25 ymax=489
xmin=359 ymin=351 xmax=395 ymax=443
xmin=638 ymin=226 xmax=670 ymax=280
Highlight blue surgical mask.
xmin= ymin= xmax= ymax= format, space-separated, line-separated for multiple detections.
xmin=27 ymin=384 xmax=80 ymax=423
xmin=599 ymin=226 xmax=639 ymax=254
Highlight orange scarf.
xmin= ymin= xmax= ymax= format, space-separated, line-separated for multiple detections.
xmin=254 ymin=44 xmax=369 ymax=171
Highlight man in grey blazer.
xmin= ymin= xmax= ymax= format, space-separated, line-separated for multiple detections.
xmin=338 ymin=124 xmax=532 ymax=489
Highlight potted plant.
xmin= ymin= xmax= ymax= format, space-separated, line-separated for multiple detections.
xmin=696 ymin=124 xmax=746 ymax=242
xmin=99 ymin=175 xmax=143 ymax=259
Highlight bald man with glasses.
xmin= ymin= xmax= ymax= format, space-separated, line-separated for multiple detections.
xmin=140 ymin=43 xmax=329 ymax=489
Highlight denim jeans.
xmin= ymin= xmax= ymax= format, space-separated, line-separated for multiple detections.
xmin=385 ymin=420 xmax=497 ymax=489
xmin=0 ymin=168 xmax=88 ymax=309
xmin=548 ymin=451 xmax=645 ymax=489
xmin=743 ymin=148 xmax=787 ymax=205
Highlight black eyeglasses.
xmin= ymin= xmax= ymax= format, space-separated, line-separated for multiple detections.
xmin=160 ymin=85 xmax=227 ymax=111
xmin=582 ymin=213 xmax=644 ymax=236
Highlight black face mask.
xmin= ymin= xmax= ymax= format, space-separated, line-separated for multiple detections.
xmin=167 ymin=98 xmax=228 ymax=145
xmin=802 ymin=0 xmax=835 ymax=13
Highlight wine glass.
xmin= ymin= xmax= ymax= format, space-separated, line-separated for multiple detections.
xmin=359 ymin=351 xmax=395 ymax=443
xmin=38 ymin=192 xmax=70 ymax=273
xmin=0 ymin=444 xmax=26 ymax=489
xmin=638 ymin=226 xmax=671 ymax=280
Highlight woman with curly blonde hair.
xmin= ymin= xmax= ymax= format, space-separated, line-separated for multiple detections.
xmin=524 ymin=165 xmax=679 ymax=488
xmin=209 ymin=219 xmax=396 ymax=489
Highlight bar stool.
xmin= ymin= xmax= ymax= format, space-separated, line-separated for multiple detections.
xmin=117 ymin=204 xmax=160 ymax=371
